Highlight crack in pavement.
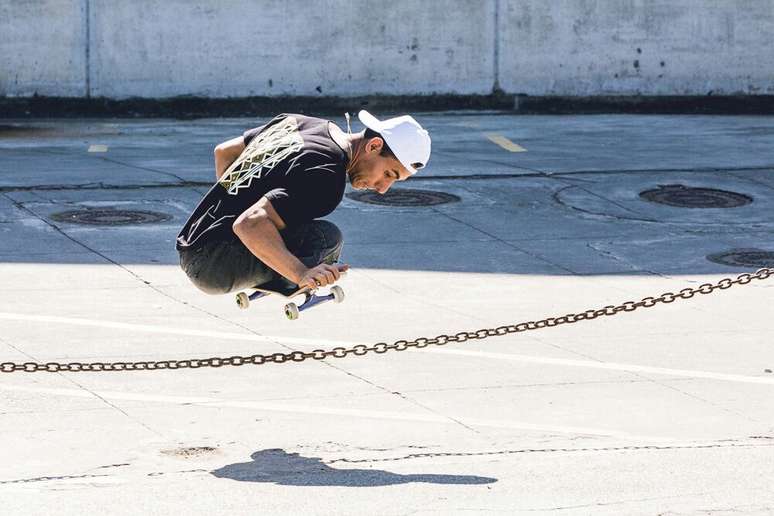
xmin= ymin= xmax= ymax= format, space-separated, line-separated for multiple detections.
xmin=2 ymin=165 xmax=773 ymax=193
xmin=728 ymin=170 xmax=774 ymax=194
xmin=319 ymin=361 xmax=484 ymax=436
xmin=552 ymin=185 xmax=661 ymax=224
xmin=3 ymin=195 xmax=467 ymax=437
xmin=516 ymin=493 xmax=710 ymax=512
xmin=0 ymin=335 xmax=163 ymax=438
xmin=430 ymin=207 xmax=578 ymax=275
xmin=638 ymin=374 xmax=765 ymax=425
xmin=585 ymin=241 xmax=672 ymax=279
xmin=326 ymin=440 xmax=774 ymax=464
xmin=0 ymin=473 xmax=112 ymax=485
xmin=354 ymin=268 xmax=483 ymax=325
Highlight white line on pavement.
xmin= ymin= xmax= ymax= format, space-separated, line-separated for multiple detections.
xmin=0 ymin=383 xmax=668 ymax=441
xmin=0 ymin=312 xmax=354 ymax=348
xmin=2 ymin=312 xmax=771 ymax=386
xmin=424 ymin=349 xmax=774 ymax=385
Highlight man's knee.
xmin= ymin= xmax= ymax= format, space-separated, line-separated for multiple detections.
xmin=313 ymin=220 xmax=343 ymax=250
xmin=309 ymin=221 xmax=343 ymax=266
xmin=284 ymin=219 xmax=344 ymax=262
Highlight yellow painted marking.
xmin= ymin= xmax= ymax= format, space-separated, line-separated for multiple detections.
xmin=88 ymin=144 xmax=108 ymax=153
xmin=484 ymin=133 xmax=526 ymax=152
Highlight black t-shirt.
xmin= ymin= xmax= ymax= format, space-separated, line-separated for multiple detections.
xmin=176 ymin=114 xmax=348 ymax=250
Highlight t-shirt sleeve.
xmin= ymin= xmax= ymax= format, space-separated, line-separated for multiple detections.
xmin=242 ymin=114 xmax=287 ymax=146
xmin=264 ymin=174 xmax=339 ymax=228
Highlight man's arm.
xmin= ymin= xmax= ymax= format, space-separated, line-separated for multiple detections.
xmin=214 ymin=136 xmax=246 ymax=180
xmin=232 ymin=197 xmax=347 ymax=289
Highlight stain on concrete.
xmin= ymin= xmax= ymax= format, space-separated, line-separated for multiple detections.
xmin=161 ymin=446 xmax=219 ymax=458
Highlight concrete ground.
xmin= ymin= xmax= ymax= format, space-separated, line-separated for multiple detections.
xmin=1 ymin=113 xmax=774 ymax=515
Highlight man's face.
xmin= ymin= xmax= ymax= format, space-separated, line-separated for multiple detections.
xmin=348 ymin=137 xmax=410 ymax=194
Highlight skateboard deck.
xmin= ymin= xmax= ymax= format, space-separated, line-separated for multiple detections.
xmin=235 ymin=277 xmax=345 ymax=320
xmin=252 ymin=278 xmax=311 ymax=298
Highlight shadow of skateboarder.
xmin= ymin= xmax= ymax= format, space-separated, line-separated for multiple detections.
xmin=211 ymin=449 xmax=497 ymax=488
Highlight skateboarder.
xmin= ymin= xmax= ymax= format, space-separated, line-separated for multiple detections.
xmin=176 ymin=111 xmax=431 ymax=294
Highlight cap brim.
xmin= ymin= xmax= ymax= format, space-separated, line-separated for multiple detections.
xmin=358 ymin=110 xmax=384 ymax=132
xmin=399 ymin=160 xmax=417 ymax=175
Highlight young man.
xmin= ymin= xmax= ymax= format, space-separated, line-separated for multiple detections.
xmin=176 ymin=111 xmax=431 ymax=294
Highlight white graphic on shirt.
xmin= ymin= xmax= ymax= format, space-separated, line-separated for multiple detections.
xmin=218 ymin=116 xmax=304 ymax=195
xmin=183 ymin=199 xmax=233 ymax=247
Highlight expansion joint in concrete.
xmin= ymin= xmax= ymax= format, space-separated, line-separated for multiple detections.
xmin=326 ymin=440 xmax=774 ymax=465
xmin=493 ymin=0 xmax=501 ymax=93
xmin=84 ymin=0 xmax=91 ymax=98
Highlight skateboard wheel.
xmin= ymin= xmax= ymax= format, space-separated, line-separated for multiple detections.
xmin=330 ymin=285 xmax=345 ymax=303
xmin=236 ymin=292 xmax=250 ymax=309
xmin=284 ymin=303 xmax=300 ymax=320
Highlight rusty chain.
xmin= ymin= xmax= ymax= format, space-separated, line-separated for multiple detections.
xmin=2 ymin=268 xmax=771 ymax=374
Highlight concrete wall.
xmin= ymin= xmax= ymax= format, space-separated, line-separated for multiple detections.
xmin=500 ymin=0 xmax=774 ymax=96
xmin=90 ymin=0 xmax=494 ymax=97
xmin=0 ymin=1 xmax=87 ymax=97
xmin=2 ymin=0 xmax=773 ymax=99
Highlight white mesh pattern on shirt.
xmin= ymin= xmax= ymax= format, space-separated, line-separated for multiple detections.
xmin=218 ymin=116 xmax=304 ymax=196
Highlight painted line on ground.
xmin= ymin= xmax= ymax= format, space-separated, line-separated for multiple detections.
xmin=0 ymin=312 xmax=353 ymax=348
xmin=2 ymin=312 xmax=770 ymax=386
xmin=423 ymin=349 xmax=774 ymax=386
xmin=87 ymin=144 xmax=108 ymax=153
xmin=484 ymin=133 xmax=527 ymax=152
xmin=0 ymin=383 xmax=668 ymax=441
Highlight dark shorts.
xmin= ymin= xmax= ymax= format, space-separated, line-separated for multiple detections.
xmin=178 ymin=219 xmax=343 ymax=295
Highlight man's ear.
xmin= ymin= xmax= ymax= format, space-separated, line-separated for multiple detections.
xmin=367 ymin=137 xmax=384 ymax=154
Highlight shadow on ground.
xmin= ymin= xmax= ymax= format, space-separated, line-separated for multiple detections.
xmin=210 ymin=449 xmax=497 ymax=487
xmin=2 ymin=115 xmax=774 ymax=276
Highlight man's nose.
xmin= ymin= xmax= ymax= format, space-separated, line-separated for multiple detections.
xmin=376 ymin=179 xmax=393 ymax=194
xmin=377 ymin=183 xmax=392 ymax=194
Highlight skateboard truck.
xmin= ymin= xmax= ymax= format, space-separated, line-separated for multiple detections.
xmin=235 ymin=283 xmax=345 ymax=320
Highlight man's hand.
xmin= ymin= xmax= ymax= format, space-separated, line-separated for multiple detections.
xmin=298 ymin=263 xmax=350 ymax=290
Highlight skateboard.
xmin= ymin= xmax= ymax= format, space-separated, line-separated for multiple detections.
xmin=235 ymin=277 xmax=345 ymax=320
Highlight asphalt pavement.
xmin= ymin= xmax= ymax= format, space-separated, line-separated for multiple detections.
xmin=1 ymin=113 xmax=774 ymax=515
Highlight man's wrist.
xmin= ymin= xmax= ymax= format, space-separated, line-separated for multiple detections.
xmin=289 ymin=264 xmax=309 ymax=285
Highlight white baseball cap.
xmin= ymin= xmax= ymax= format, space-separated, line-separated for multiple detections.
xmin=358 ymin=110 xmax=431 ymax=175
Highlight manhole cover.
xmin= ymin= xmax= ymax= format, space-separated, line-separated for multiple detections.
xmin=639 ymin=185 xmax=752 ymax=208
xmin=51 ymin=209 xmax=172 ymax=226
xmin=707 ymin=249 xmax=774 ymax=268
xmin=347 ymin=188 xmax=460 ymax=206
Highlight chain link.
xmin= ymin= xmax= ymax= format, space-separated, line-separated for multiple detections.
xmin=2 ymin=268 xmax=771 ymax=374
